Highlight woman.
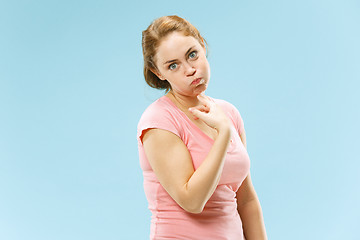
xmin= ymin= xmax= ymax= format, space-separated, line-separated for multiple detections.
xmin=138 ymin=15 xmax=267 ymax=240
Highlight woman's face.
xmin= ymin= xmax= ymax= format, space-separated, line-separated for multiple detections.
xmin=153 ymin=31 xmax=210 ymax=97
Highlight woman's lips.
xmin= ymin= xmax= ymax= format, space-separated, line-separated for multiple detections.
xmin=191 ymin=78 xmax=204 ymax=85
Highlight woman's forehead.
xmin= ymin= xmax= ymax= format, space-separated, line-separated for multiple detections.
xmin=156 ymin=32 xmax=200 ymax=59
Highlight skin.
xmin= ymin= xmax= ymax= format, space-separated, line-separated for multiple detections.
xmin=142 ymin=31 xmax=267 ymax=239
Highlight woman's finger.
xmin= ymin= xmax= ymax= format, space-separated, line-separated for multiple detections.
xmin=199 ymin=94 xmax=216 ymax=109
xmin=188 ymin=107 xmax=208 ymax=120
xmin=190 ymin=105 xmax=209 ymax=113
xmin=197 ymin=94 xmax=211 ymax=107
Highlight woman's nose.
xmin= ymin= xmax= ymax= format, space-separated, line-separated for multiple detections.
xmin=184 ymin=62 xmax=196 ymax=76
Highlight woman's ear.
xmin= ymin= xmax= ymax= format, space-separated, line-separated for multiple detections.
xmin=150 ymin=68 xmax=165 ymax=81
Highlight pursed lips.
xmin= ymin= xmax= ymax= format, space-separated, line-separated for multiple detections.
xmin=191 ymin=78 xmax=203 ymax=85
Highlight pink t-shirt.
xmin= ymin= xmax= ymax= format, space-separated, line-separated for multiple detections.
xmin=137 ymin=95 xmax=250 ymax=240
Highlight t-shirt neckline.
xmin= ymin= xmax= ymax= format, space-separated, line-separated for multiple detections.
xmin=161 ymin=95 xmax=215 ymax=142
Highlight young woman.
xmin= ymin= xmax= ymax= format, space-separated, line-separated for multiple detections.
xmin=138 ymin=15 xmax=267 ymax=240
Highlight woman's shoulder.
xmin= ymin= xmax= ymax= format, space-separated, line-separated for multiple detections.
xmin=211 ymin=97 xmax=245 ymax=134
xmin=212 ymin=97 xmax=239 ymax=114
xmin=138 ymin=95 xmax=180 ymax=127
xmin=141 ymin=95 xmax=167 ymax=114
xmin=137 ymin=95 xmax=183 ymax=141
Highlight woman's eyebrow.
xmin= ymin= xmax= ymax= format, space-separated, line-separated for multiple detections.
xmin=184 ymin=46 xmax=195 ymax=57
xmin=163 ymin=46 xmax=195 ymax=65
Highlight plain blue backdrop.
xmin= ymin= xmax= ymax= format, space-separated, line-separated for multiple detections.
xmin=1 ymin=0 xmax=359 ymax=239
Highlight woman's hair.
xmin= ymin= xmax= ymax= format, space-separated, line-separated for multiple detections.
xmin=142 ymin=15 xmax=207 ymax=92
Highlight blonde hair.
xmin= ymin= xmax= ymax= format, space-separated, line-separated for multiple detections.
xmin=142 ymin=15 xmax=207 ymax=92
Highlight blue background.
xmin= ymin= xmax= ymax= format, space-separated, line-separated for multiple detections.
xmin=1 ymin=0 xmax=359 ymax=239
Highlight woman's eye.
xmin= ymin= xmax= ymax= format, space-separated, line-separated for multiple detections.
xmin=189 ymin=51 xmax=197 ymax=59
xmin=169 ymin=63 xmax=177 ymax=70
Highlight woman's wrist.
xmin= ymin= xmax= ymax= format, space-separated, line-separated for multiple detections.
xmin=216 ymin=123 xmax=231 ymax=139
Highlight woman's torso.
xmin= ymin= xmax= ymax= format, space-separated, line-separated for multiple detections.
xmin=138 ymin=95 xmax=250 ymax=240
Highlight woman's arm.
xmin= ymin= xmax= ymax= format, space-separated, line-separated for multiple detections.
xmin=236 ymin=175 xmax=267 ymax=240
xmin=142 ymin=94 xmax=231 ymax=214
xmin=237 ymin=131 xmax=267 ymax=240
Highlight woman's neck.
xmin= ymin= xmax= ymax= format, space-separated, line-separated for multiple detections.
xmin=166 ymin=91 xmax=202 ymax=112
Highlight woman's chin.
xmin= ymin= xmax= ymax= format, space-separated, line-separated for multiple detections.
xmin=194 ymin=84 xmax=207 ymax=95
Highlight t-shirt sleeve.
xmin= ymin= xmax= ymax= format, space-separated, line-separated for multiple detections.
xmin=213 ymin=98 xmax=245 ymax=136
xmin=219 ymin=100 xmax=245 ymax=136
xmin=137 ymin=104 xmax=182 ymax=145
xmin=231 ymin=105 xmax=245 ymax=136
